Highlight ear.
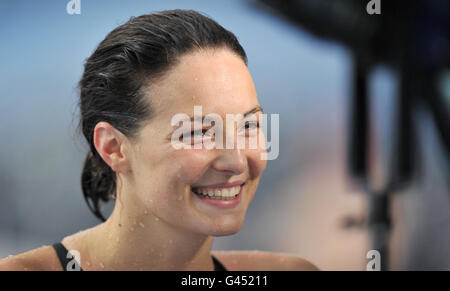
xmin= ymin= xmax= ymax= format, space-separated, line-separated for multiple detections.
xmin=93 ymin=121 xmax=131 ymax=173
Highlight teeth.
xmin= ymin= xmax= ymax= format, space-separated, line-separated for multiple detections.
xmin=193 ymin=185 xmax=242 ymax=199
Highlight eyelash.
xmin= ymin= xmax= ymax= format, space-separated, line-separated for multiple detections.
xmin=190 ymin=129 xmax=208 ymax=136
xmin=244 ymin=121 xmax=259 ymax=130
xmin=183 ymin=121 xmax=260 ymax=139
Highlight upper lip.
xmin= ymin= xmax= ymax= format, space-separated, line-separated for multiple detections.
xmin=192 ymin=180 xmax=245 ymax=190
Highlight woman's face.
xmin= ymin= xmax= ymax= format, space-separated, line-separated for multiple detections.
xmin=125 ymin=48 xmax=266 ymax=236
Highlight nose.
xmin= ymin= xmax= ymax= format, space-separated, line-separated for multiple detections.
xmin=212 ymin=148 xmax=247 ymax=175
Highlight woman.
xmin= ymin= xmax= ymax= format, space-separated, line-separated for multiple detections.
xmin=0 ymin=9 xmax=318 ymax=271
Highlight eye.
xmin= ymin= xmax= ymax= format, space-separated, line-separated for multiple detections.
xmin=245 ymin=121 xmax=259 ymax=130
xmin=190 ymin=129 xmax=208 ymax=136
xmin=179 ymin=128 xmax=211 ymax=143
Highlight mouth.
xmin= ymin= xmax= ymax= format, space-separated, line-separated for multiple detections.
xmin=191 ymin=181 xmax=245 ymax=201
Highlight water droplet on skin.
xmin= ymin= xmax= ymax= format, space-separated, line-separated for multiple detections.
xmin=139 ymin=222 xmax=145 ymax=228
xmin=154 ymin=217 xmax=159 ymax=221
xmin=144 ymin=210 xmax=148 ymax=215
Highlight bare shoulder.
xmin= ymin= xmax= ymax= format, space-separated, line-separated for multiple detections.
xmin=211 ymin=250 xmax=319 ymax=271
xmin=0 ymin=245 xmax=61 ymax=271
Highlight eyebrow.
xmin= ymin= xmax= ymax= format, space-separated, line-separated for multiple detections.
xmin=243 ymin=106 xmax=263 ymax=118
xmin=189 ymin=106 xmax=264 ymax=122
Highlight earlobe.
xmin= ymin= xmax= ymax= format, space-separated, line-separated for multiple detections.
xmin=93 ymin=122 xmax=128 ymax=173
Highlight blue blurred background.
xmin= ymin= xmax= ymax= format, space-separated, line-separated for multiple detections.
xmin=0 ymin=0 xmax=448 ymax=270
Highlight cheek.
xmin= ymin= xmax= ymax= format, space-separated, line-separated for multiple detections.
xmin=247 ymin=147 xmax=267 ymax=180
xmin=170 ymin=149 xmax=214 ymax=184
xmin=156 ymin=150 xmax=215 ymax=214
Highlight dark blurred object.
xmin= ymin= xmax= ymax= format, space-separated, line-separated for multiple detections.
xmin=253 ymin=0 xmax=450 ymax=270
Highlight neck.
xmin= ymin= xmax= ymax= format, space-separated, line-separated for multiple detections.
xmin=63 ymin=186 xmax=215 ymax=271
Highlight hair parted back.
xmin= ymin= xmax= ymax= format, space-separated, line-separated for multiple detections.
xmin=78 ymin=9 xmax=248 ymax=221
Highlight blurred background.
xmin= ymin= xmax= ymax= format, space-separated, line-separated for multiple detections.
xmin=0 ymin=0 xmax=448 ymax=270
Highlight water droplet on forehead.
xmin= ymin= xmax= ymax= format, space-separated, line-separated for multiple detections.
xmin=139 ymin=222 xmax=145 ymax=228
xmin=154 ymin=217 xmax=160 ymax=221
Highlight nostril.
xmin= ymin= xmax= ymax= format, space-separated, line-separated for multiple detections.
xmin=218 ymin=169 xmax=241 ymax=176
xmin=212 ymin=149 xmax=247 ymax=175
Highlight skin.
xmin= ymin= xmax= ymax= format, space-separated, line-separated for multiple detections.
xmin=0 ymin=48 xmax=318 ymax=271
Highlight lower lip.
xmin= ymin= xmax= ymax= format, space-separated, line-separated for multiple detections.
xmin=192 ymin=185 xmax=243 ymax=209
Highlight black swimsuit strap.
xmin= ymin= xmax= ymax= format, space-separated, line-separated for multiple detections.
xmin=52 ymin=242 xmax=83 ymax=271
xmin=53 ymin=242 xmax=227 ymax=271
xmin=212 ymin=255 xmax=227 ymax=271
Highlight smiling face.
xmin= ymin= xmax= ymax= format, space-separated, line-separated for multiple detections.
xmin=124 ymin=48 xmax=267 ymax=236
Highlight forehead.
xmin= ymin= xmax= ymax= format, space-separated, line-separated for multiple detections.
xmin=144 ymin=48 xmax=258 ymax=118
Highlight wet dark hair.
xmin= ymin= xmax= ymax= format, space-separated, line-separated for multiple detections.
xmin=78 ymin=9 xmax=248 ymax=221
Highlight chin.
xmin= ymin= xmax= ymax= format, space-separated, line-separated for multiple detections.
xmin=205 ymin=216 xmax=245 ymax=237
xmin=211 ymin=229 xmax=240 ymax=237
